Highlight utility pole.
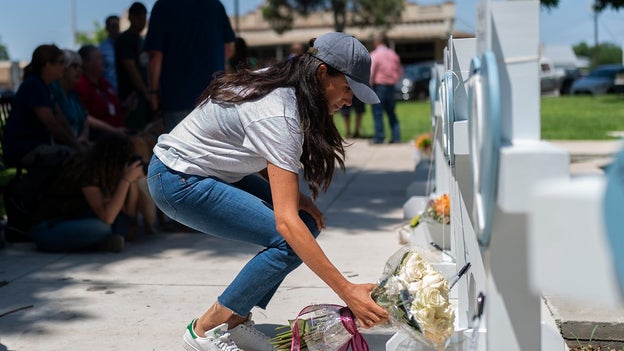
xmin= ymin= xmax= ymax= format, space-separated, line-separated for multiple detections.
xmin=234 ymin=0 xmax=240 ymax=34
xmin=593 ymin=3 xmax=600 ymax=67
xmin=71 ymin=0 xmax=77 ymax=48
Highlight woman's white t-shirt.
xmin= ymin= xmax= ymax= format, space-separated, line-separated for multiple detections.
xmin=153 ymin=87 xmax=303 ymax=183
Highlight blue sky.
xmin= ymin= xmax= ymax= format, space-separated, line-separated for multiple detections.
xmin=0 ymin=0 xmax=622 ymax=62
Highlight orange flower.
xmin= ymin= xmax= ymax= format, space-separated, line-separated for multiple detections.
xmin=414 ymin=133 xmax=432 ymax=151
xmin=434 ymin=194 xmax=450 ymax=217
xmin=423 ymin=194 xmax=451 ymax=224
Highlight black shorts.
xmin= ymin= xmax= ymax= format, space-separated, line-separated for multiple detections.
xmin=340 ymin=96 xmax=365 ymax=116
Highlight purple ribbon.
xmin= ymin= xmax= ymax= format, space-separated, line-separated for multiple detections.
xmin=290 ymin=304 xmax=369 ymax=351
xmin=338 ymin=307 xmax=369 ymax=351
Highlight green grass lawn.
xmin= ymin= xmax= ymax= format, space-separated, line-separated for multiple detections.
xmin=334 ymin=95 xmax=624 ymax=142
xmin=334 ymin=100 xmax=433 ymax=142
xmin=541 ymin=95 xmax=624 ymax=140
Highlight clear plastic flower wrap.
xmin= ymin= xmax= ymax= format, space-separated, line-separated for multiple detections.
xmin=270 ymin=304 xmax=368 ymax=351
xmin=269 ymin=247 xmax=466 ymax=351
xmin=371 ymin=246 xmax=456 ymax=351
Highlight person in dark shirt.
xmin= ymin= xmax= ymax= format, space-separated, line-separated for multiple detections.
xmin=31 ymin=134 xmax=145 ymax=252
xmin=2 ymin=44 xmax=81 ymax=169
xmin=144 ymin=0 xmax=235 ymax=132
xmin=115 ymin=2 xmax=151 ymax=131
xmin=100 ymin=15 xmax=120 ymax=92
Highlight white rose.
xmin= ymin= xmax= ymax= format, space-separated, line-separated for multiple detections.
xmin=421 ymin=271 xmax=449 ymax=293
xmin=384 ymin=275 xmax=406 ymax=297
xmin=401 ymin=253 xmax=428 ymax=282
xmin=412 ymin=303 xmax=436 ymax=325
xmin=416 ymin=286 xmax=448 ymax=310
xmin=427 ymin=308 xmax=455 ymax=346
xmin=406 ymin=280 xmax=423 ymax=295
xmin=421 ymin=320 xmax=454 ymax=348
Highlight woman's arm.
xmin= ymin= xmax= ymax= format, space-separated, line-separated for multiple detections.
xmin=267 ymin=162 xmax=387 ymax=328
xmin=78 ymin=119 xmax=90 ymax=146
xmin=81 ymin=160 xmax=144 ymax=224
xmin=34 ymin=106 xmax=80 ymax=149
xmin=86 ymin=115 xmax=126 ymax=135
xmin=147 ymin=50 xmax=163 ymax=112
xmin=121 ymin=58 xmax=149 ymax=102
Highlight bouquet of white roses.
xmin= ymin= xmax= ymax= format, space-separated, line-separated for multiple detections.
xmin=270 ymin=247 xmax=467 ymax=351
xmin=371 ymin=247 xmax=457 ymax=351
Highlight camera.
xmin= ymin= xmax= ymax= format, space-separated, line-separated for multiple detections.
xmin=129 ymin=155 xmax=149 ymax=174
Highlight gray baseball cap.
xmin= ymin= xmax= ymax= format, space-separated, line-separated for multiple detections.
xmin=310 ymin=32 xmax=380 ymax=104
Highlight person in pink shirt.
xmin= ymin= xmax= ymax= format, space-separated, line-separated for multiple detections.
xmin=370 ymin=32 xmax=403 ymax=144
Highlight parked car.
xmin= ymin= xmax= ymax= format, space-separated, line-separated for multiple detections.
xmin=614 ymin=69 xmax=624 ymax=94
xmin=558 ymin=66 xmax=582 ymax=95
xmin=570 ymin=64 xmax=624 ymax=95
xmin=395 ymin=62 xmax=434 ymax=101
xmin=539 ymin=57 xmax=564 ymax=95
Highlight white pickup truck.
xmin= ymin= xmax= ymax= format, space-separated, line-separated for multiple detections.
xmin=539 ymin=57 xmax=565 ymax=96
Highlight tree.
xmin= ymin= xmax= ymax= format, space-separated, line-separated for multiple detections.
xmin=591 ymin=0 xmax=624 ymax=11
xmin=76 ymin=20 xmax=107 ymax=46
xmin=573 ymin=42 xmax=623 ymax=68
xmin=540 ymin=0 xmax=624 ymax=10
xmin=262 ymin=0 xmax=624 ymax=35
xmin=262 ymin=0 xmax=403 ymax=34
xmin=0 ymin=36 xmax=9 ymax=60
xmin=0 ymin=44 xmax=9 ymax=61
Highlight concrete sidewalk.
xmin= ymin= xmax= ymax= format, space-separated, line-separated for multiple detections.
xmin=0 ymin=139 xmax=411 ymax=351
xmin=0 ymin=138 xmax=622 ymax=351
xmin=551 ymin=140 xmax=622 ymax=175
xmin=544 ymin=139 xmax=624 ymax=349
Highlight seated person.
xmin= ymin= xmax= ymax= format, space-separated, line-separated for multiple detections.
xmin=76 ymin=44 xmax=129 ymax=141
xmin=51 ymin=49 xmax=90 ymax=144
xmin=31 ymin=134 xmax=145 ymax=252
xmin=2 ymin=44 xmax=81 ymax=169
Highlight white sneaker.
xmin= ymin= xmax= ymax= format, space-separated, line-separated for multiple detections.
xmin=183 ymin=319 xmax=242 ymax=351
xmin=228 ymin=313 xmax=276 ymax=351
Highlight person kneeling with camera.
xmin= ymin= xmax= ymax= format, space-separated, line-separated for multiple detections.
xmin=30 ymin=134 xmax=145 ymax=252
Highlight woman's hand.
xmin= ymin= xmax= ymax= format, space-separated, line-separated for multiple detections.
xmin=123 ymin=160 xmax=145 ymax=183
xmin=340 ymin=282 xmax=388 ymax=329
xmin=299 ymin=193 xmax=325 ymax=230
xmin=114 ymin=126 xmax=129 ymax=135
xmin=122 ymin=92 xmax=138 ymax=112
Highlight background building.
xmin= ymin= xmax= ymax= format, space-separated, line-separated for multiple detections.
xmin=232 ymin=1 xmax=473 ymax=66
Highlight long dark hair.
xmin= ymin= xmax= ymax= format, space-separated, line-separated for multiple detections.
xmin=63 ymin=135 xmax=135 ymax=196
xmin=23 ymin=44 xmax=63 ymax=77
xmin=198 ymin=53 xmax=346 ymax=199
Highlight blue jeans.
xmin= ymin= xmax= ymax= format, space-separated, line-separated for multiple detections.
xmin=372 ymin=84 xmax=401 ymax=143
xmin=31 ymin=213 xmax=134 ymax=252
xmin=147 ymin=156 xmax=320 ymax=316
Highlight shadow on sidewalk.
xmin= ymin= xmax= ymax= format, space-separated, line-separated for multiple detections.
xmin=0 ymin=162 xmax=414 ymax=342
